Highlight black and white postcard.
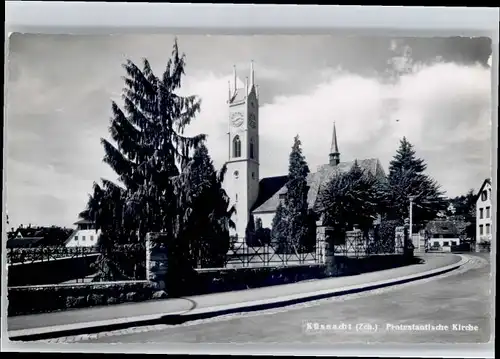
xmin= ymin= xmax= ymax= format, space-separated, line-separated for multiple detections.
xmin=2 ymin=3 xmax=497 ymax=357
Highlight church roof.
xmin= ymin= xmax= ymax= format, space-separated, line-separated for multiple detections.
xmin=251 ymin=175 xmax=289 ymax=212
xmin=330 ymin=122 xmax=339 ymax=154
xmin=252 ymin=158 xmax=385 ymax=214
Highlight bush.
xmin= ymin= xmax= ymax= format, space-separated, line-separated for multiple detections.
xmin=7 ymin=281 xmax=157 ymax=316
xmin=255 ymin=227 xmax=271 ymax=246
xmin=371 ymin=220 xmax=401 ymax=254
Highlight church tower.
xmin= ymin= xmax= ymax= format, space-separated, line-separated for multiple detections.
xmin=223 ymin=62 xmax=260 ymax=241
xmin=329 ymin=122 xmax=340 ymax=166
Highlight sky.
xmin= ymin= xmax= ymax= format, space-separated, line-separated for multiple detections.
xmin=5 ymin=34 xmax=493 ymax=228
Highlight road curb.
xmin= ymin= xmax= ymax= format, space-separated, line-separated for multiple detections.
xmin=8 ymin=255 xmax=468 ymax=341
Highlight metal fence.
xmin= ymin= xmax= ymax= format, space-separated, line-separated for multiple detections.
xmin=7 ymin=246 xmax=100 ymax=265
xmin=7 ymin=244 xmax=147 ymax=285
xmin=195 ymin=236 xmax=321 ymax=269
xmin=194 ymin=231 xmax=401 ymax=269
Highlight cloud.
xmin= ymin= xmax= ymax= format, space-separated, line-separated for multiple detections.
xmin=185 ymin=62 xmax=491 ymax=201
xmin=5 ymin=35 xmax=492 ymax=228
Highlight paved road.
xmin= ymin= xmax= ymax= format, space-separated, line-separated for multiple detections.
xmin=36 ymin=253 xmax=492 ymax=344
xmin=8 ymin=253 xmax=460 ymax=331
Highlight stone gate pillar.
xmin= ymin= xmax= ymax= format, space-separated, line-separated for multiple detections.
xmin=145 ymin=232 xmax=169 ymax=290
xmin=395 ymin=226 xmax=405 ymax=254
xmin=316 ymin=221 xmax=336 ymax=276
xmin=316 ymin=221 xmax=326 ymax=265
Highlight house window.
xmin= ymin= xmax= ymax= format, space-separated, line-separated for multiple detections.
xmin=82 ymin=236 xmax=86 ymax=241
xmin=451 ymin=241 xmax=457 ymax=246
xmin=480 ymin=208 xmax=484 ymax=219
xmin=443 ymin=241 xmax=449 ymax=246
xmin=479 ymin=225 xmax=484 ymax=235
xmin=233 ymin=136 xmax=241 ymax=158
xmin=486 ymin=224 xmax=490 ymax=235
xmin=249 ymin=137 xmax=255 ymax=159
xmin=74 ymin=236 xmax=78 ymax=241
xmin=235 ymin=194 xmax=238 ymax=202
xmin=279 ymin=193 xmax=286 ymax=200
xmin=433 ymin=241 xmax=439 ymax=246
xmin=481 ymin=190 xmax=488 ymax=201
xmin=90 ymin=236 xmax=94 ymax=241
xmin=252 ymin=172 xmax=255 ymax=180
xmin=486 ymin=207 xmax=490 ymax=218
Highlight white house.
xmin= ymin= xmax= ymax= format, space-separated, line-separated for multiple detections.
xmin=476 ymin=178 xmax=492 ymax=250
xmin=64 ymin=219 xmax=101 ymax=248
xmin=425 ymin=220 xmax=462 ymax=252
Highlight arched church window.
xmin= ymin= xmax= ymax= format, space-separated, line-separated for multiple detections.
xmin=233 ymin=136 xmax=241 ymax=158
xmin=250 ymin=137 xmax=255 ymax=159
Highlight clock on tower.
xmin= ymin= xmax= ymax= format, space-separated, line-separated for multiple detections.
xmin=231 ymin=111 xmax=244 ymax=128
xmin=248 ymin=113 xmax=256 ymax=129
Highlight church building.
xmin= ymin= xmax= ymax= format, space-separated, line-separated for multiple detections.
xmin=222 ymin=63 xmax=387 ymax=242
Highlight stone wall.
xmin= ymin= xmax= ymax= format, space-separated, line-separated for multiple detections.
xmin=145 ymin=233 xmax=169 ymax=290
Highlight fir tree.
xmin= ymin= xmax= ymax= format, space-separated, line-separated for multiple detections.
xmin=245 ymin=214 xmax=257 ymax=247
xmin=284 ymin=135 xmax=311 ymax=253
xmin=80 ymin=180 xmax=132 ymax=281
xmin=271 ymin=202 xmax=289 ymax=254
xmin=254 ymin=217 xmax=264 ymax=246
xmin=385 ymin=137 xmax=446 ymax=226
xmin=175 ymin=144 xmax=235 ymax=270
xmin=81 ymin=39 xmax=207 ymax=281
xmin=388 ymin=137 xmax=427 ymax=177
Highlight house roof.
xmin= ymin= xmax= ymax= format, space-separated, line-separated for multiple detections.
xmin=74 ymin=219 xmax=95 ymax=225
xmin=7 ymin=237 xmax=45 ymax=249
xmin=425 ymin=220 xmax=459 ymax=235
xmin=475 ymin=178 xmax=492 ymax=202
xmin=252 ymin=158 xmax=386 ymax=214
xmin=13 ymin=227 xmax=40 ymax=238
xmin=63 ymin=229 xmax=79 ymax=245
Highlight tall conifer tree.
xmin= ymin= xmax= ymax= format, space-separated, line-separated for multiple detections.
xmin=271 ymin=202 xmax=289 ymax=254
xmin=177 ymin=144 xmax=235 ymax=268
xmin=284 ymin=135 xmax=311 ymax=252
xmin=80 ymin=39 xmax=232 ymax=281
xmin=384 ymin=137 xmax=445 ymax=225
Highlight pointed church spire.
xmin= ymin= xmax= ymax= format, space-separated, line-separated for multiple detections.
xmin=233 ymin=65 xmax=237 ymax=93
xmin=329 ymin=122 xmax=340 ymax=166
xmin=250 ymin=60 xmax=255 ymax=89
